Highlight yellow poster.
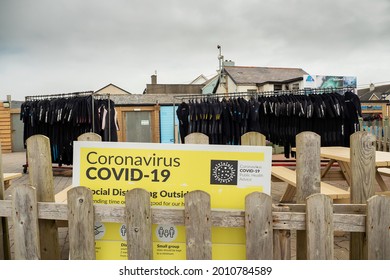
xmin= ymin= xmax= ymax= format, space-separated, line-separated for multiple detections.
xmin=73 ymin=142 xmax=272 ymax=260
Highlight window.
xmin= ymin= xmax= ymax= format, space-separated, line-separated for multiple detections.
xmin=274 ymin=84 xmax=282 ymax=91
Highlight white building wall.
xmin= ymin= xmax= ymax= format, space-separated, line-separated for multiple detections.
xmin=236 ymin=85 xmax=258 ymax=92
xmin=215 ymin=74 xmax=236 ymax=94
xmin=261 ymin=84 xmax=274 ymax=91
xmin=214 ymin=76 xmax=305 ymax=94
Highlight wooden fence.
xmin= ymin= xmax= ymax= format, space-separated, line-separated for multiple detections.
xmin=1 ymin=131 xmax=390 ymax=260
xmin=361 ymin=116 xmax=390 ymax=151
xmin=1 ymin=186 xmax=390 ymax=260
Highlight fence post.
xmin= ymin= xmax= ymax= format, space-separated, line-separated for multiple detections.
xmin=126 ymin=188 xmax=152 ymax=260
xmin=12 ymin=185 xmax=41 ymax=260
xmin=67 ymin=186 xmax=95 ymax=260
xmin=306 ymin=194 xmax=334 ymax=260
xmin=241 ymin=131 xmax=288 ymax=259
xmin=77 ymin=132 xmax=102 ymax=141
xmin=366 ymin=195 xmax=390 ymax=259
xmin=26 ymin=135 xmax=60 ymax=259
xmin=295 ymin=132 xmax=321 ymax=260
xmin=384 ymin=116 xmax=389 ymax=152
xmin=245 ymin=192 xmax=273 ymax=259
xmin=0 ymin=143 xmax=11 ymax=260
xmin=377 ymin=127 xmax=383 ymax=151
xmin=350 ymin=131 xmax=376 ymax=260
xmin=185 ymin=191 xmax=212 ymax=260
xmin=184 ymin=133 xmax=209 ymax=144
xmin=272 ymin=205 xmax=291 ymax=260
xmin=241 ymin=132 xmax=266 ymax=146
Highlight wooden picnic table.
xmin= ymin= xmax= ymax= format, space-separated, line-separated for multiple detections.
xmin=3 ymin=172 xmax=23 ymax=190
xmin=319 ymin=146 xmax=390 ymax=191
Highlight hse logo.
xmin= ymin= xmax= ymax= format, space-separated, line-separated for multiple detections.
xmin=210 ymin=160 xmax=238 ymax=185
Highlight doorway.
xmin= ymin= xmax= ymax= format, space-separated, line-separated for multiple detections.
xmin=11 ymin=112 xmax=25 ymax=152
xmin=125 ymin=111 xmax=152 ymax=143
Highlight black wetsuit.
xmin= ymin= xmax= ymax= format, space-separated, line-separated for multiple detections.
xmin=176 ymin=102 xmax=190 ymax=143
xmin=20 ymin=95 xmax=118 ymax=165
xmin=344 ymin=91 xmax=362 ymax=146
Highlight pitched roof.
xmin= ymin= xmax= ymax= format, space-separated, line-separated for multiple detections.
xmin=223 ymin=66 xmax=308 ymax=85
xmin=95 ymin=83 xmax=132 ymax=95
xmin=190 ymin=74 xmax=208 ymax=84
xmin=358 ymin=84 xmax=390 ymax=101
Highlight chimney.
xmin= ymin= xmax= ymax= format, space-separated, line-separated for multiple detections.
xmin=370 ymin=82 xmax=375 ymax=91
xmin=151 ymin=74 xmax=157 ymax=85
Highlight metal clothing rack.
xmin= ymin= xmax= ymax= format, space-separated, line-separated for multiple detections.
xmin=173 ymin=87 xmax=356 ymax=102
xmin=25 ymin=91 xmax=112 ymax=138
xmin=24 ymin=91 xmax=94 ymax=101
xmin=172 ymin=87 xmax=357 ymax=143
xmin=22 ymin=91 xmax=113 ymax=173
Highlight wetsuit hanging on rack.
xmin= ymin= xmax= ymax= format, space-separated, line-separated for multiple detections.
xmin=176 ymin=101 xmax=190 ymax=143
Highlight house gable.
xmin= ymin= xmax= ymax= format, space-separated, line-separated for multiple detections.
xmin=358 ymin=84 xmax=390 ymax=101
xmin=190 ymin=74 xmax=208 ymax=85
xmin=95 ymin=83 xmax=132 ymax=95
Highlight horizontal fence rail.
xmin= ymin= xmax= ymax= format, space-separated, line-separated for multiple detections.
xmin=1 ymin=186 xmax=389 ymax=260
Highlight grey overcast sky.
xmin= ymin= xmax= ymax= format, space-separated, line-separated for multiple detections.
xmin=1 ymin=0 xmax=390 ymax=100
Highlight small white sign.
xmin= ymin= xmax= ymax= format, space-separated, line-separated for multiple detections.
xmin=237 ymin=161 xmax=266 ymax=188
xmin=141 ymin=120 xmax=150 ymax=126
xmin=155 ymin=224 xmax=178 ymax=242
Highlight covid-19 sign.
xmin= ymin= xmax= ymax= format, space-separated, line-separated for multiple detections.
xmin=73 ymin=141 xmax=272 ymax=260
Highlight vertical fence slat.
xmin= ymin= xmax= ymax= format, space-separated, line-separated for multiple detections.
xmin=126 ymin=188 xmax=152 ymax=260
xmin=367 ymin=195 xmax=390 ymax=259
xmin=245 ymin=192 xmax=273 ymax=259
xmin=26 ymin=135 xmax=55 ymax=202
xmin=306 ymin=194 xmax=334 ymax=260
xmin=384 ymin=117 xmax=390 ymax=152
xmin=242 ymin=131 xmax=278 ymax=258
xmin=26 ymin=135 xmax=60 ymax=259
xmin=296 ymin=132 xmax=321 ymax=260
xmin=241 ymin=132 xmax=266 ymax=146
xmin=185 ymin=190 xmax=211 ymax=260
xmin=272 ymin=205 xmax=291 ymax=260
xmin=0 ymin=142 xmax=11 ymax=260
xmin=378 ymin=125 xmax=382 ymax=151
xmin=12 ymin=185 xmax=40 ymax=260
xmin=273 ymin=230 xmax=291 ymax=260
xmin=184 ymin=132 xmax=209 ymax=144
xmin=350 ymin=131 xmax=376 ymax=260
xmin=67 ymin=186 xmax=95 ymax=260
xmin=77 ymin=132 xmax=102 ymax=141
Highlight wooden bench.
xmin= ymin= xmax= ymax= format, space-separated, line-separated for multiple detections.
xmin=271 ymin=166 xmax=350 ymax=203
xmin=55 ymin=185 xmax=72 ymax=227
xmin=3 ymin=172 xmax=23 ymax=190
xmin=55 ymin=185 xmax=72 ymax=203
xmin=378 ymin=167 xmax=390 ymax=177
